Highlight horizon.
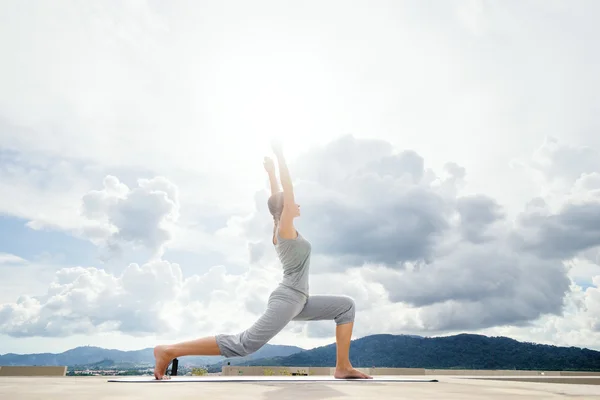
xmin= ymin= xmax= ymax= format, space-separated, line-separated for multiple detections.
xmin=3 ymin=332 xmax=599 ymax=356
xmin=1 ymin=0 xmax=600 ymax=356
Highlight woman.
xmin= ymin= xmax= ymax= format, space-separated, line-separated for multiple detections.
xmin=153 ymin=142 xmax=371 ymax=380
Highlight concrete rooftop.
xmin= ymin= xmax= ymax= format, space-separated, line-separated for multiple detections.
xmin=1 ymin=376 xmax=600 ymax=399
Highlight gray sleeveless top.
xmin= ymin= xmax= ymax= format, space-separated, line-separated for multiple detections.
xmin=275 ymin=230 xmax=311 ymax=296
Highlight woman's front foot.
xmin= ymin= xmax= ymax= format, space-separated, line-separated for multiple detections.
xmin=334 ymin=366 xmax=372 ymax=379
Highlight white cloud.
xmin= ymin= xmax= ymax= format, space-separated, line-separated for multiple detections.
xmin=513 ymin=137 xmax=600 ymax=204
xmin=480 ymin=277 xmax=600 ymax=350
xmin=586 ymin=276 xmax=600 ymax=331
xmin=0 ymin=260 xmax=256 ymax=338
xmin=0 ymin=147 xmax=251 ymax=268
xmin=80 ymin=175 xmax=179 ymax=259
xmin=568 ymin=257 xmax=600 ymax=286
xmin=530 ymin=137 xmax=600 ymax=186
xmin=0 ymin=148 xmax=98 ymax=231
xmin=0 ymin=253 xmax=26 ymax=265
xmin=0 ymin=255 xmax=61 ymax=305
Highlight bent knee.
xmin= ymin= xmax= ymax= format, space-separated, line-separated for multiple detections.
xmin=335 ymin=296 xmax=356 ymax=325
xmin=216 ymin=333 xmax=264 ymax=358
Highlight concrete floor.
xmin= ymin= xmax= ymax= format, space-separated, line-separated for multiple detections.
xmin=1 ymin=376 xmax=599 ymax=400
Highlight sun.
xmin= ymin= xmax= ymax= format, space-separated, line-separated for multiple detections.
xmin=196 ymin=48 xmax=338 ymax=164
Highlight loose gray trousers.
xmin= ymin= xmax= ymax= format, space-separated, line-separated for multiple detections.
xmin=216 ymin=284 xmax=355 ymax=358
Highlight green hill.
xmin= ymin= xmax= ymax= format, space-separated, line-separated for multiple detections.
xmin=5 ymin=333 xmax=599 ymax=372
xmin=219 ymin=333 xmax=600 ymax=371
xmin=0 ymin=343 xmax=304 ymax=368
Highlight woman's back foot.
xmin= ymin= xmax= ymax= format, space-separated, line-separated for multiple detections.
xmin=334 ymin=367 xmax=372 ymax=379
xmin=153 ymin=345 xmax=173 ymax=380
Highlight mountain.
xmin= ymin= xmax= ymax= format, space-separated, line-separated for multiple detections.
xmin=237 ymin=334 xmax=600 ymax=371
xmin=0 ymin=343 xmax=304 ymax=368
xmin=0 ymin=346 xmax=153 ymax=367
xmin=4 ymin=333 xmax=599 ymax=372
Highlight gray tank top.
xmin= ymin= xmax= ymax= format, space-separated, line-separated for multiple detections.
xmin=275 ymin=230 xmax=311 ymax=296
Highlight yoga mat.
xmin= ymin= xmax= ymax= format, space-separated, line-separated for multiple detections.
xmin=108 ymin=375 xmax=438 ymax=383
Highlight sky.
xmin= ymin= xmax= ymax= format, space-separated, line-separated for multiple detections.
xmin=1 ymin=0 xmax=600 ymax=355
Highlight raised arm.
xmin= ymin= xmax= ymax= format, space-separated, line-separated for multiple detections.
xmin=271 ymin=141 xmax=295 ymax=206
xmin=263 ymin=157 xmax=280 ymax=195
xmin=271 ymin=140 xmax=298 ymax=239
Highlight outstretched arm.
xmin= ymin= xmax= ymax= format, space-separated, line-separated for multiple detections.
xmin=263 ymin=157 xmax=280 ymax=195
xmin=272 ymin=141 xmax=297 ymax=239
xmin=272 ymin=141 xmax=295 ymax=206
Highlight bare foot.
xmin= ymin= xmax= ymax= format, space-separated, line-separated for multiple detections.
xmin=153 ymin=345 xmax=173 ymax=380
xmin=334 ymin=367 xmax=373 ymax=379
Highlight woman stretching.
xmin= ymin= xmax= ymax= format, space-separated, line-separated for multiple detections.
xmin=153 ymin=142 xmax=371 ymax=380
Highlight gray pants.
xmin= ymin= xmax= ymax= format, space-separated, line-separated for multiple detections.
xmin=216 ymin=284 xmax=356 ymax=358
